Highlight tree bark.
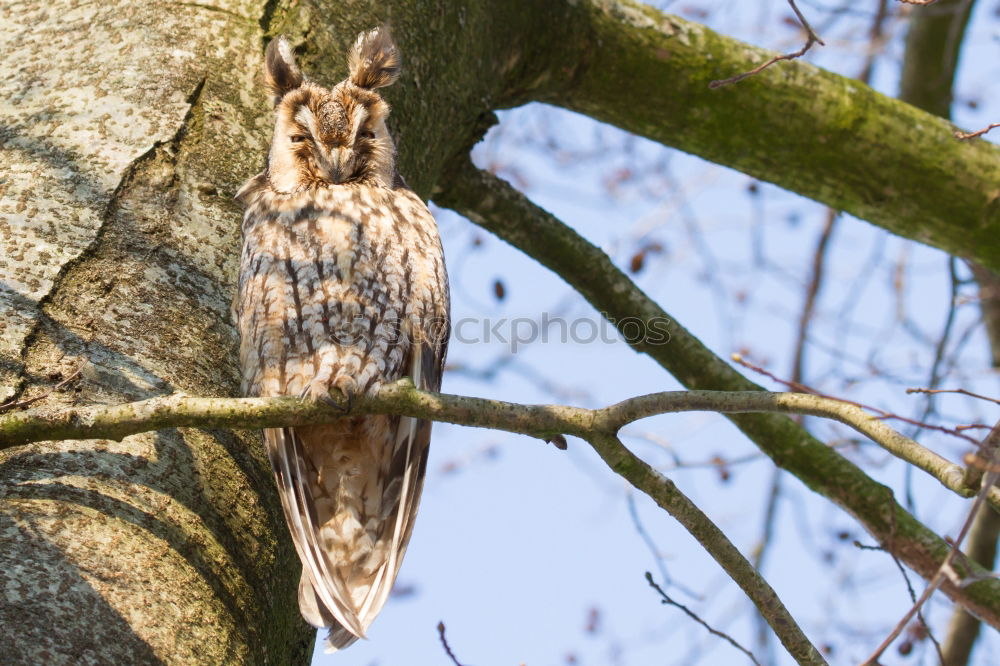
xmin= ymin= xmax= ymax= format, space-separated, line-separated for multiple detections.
xmin=0 ymin=0 xmax=309 ymax=662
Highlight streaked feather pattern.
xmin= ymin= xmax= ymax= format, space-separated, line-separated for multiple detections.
xmin=234 ymin=28 xmax=449 ymax=651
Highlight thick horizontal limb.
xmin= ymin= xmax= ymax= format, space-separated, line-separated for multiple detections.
xmin=538 ymin=1 xmax=1000 ymax=272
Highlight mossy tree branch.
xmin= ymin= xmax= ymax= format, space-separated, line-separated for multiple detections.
xmin=533 ymin=0 xmax=1000 ymax=273
xmin=434 ymin=158 xmax=1000 ymax=635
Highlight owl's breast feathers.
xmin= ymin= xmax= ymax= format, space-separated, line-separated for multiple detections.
xmin=235 ymin=180 xmax=448 ymax=649
xmin=236 ymin=181 xmax=448 ymax=397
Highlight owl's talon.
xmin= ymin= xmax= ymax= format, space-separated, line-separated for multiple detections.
xmin=320 ymin=392 xmax=345 ymax=410
xmin=331 ymin=386 xmax=355 ymax=413
xmin=330 ymin=390 xmax=353 ymax=413
xmin=329 ymin=377 xmax=358 ymax=413
xmin=299 ymin=383 xmax=349 ymax=412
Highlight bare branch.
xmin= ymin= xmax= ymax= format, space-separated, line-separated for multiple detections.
xmin=645 ymin=572 xmax=760 ymax=665
xmin=955 ymin=123 xmax=1000 ymax=140
xmin=709 ymin=0 xmax=824 ymax=89
xmin=593 ymin=430 xmax=826 ymax=666
xmin=0 ymin=383 xmax=982 ymax=508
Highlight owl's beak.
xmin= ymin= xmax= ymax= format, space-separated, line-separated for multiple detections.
xmin=323 ymin=147 xmax=353 ymax=184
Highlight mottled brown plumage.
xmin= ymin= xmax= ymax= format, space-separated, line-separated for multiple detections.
xmin=233 ymin=28 xmax=449 ymax=651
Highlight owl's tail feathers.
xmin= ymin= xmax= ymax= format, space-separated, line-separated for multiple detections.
xmin=324 ymin=625 xmax=362 ymax=653
xmin=265 ymin=427 xmax=368 ymax=640
xmin=297 ymin=571 xmax=361 ymax=652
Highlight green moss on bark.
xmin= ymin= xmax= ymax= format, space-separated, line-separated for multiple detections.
xmin=552 ymin=0 xmax=1000 ymax=272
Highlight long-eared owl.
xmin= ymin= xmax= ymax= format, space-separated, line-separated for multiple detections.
xmin=233 ymin=28 xmax=450 ymax=651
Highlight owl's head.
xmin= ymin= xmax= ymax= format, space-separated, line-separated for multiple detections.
xmin=262 ymin=28 xmax=400 ymax=193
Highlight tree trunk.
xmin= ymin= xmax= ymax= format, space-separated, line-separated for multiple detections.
xmin=0 ymin=1 xmax=305 ymax=662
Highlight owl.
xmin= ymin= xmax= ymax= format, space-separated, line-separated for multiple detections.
xmin=233 ymin=28 xmax=450 ymax=651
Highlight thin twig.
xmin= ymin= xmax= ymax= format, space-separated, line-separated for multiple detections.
xmin=906 ymin=387 xmax=1000 ymax=406
xmin=954 ymin=123 xmax=1000 ymax=140
xmin=790 ymin=210 xmax=838 ymax=400
xmin=628 ymin=492 xmax=695 ymax=597
xmin=437 ymin=622 xmax=466 ymax=666
xmin=709 ymin=0 xmax=824 ymax=89
xmin=897 ymin=0 xmax=940 ymax=5
xmin=857 ymin=0 xmax=890 ymax=85
xmin=903 ymin=257 xmax=959 ymax=511
xmin=907 ymin=257 xmax=959 ymax=439
xmin=645 ymin=572 xmax=761 ymax=666
xmin=0 ymin=365 xmax=82 ymax=414
xmin=956 ymin=423 xmax=993 ymax=433
xmin=732 ymin=353 xmax=979 ymax=444
xmin=853 ymin=540 xmax=943 ymax=661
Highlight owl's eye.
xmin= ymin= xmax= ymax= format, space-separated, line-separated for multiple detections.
xmin=290 ymin=135 xmax=308 ymax=143
xmin=359 ymin=130 xmax=375 ymax=140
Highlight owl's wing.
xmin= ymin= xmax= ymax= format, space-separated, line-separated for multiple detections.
xmin=342 ymin=190 xmax=449 ymax=641
xmin=352 ymin=339 xmax=443 ymax=633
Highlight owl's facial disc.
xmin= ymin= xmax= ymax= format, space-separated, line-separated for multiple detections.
xmin=291 ymin=99 xmax=377 ymax=184
xmin=268 ymin=82 xmax=394 ymax=191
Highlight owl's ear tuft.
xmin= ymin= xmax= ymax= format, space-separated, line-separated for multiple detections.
xmin=264 ymin=36 xmax=304 ymax=104
xmin=348 ymin=26 xmax=400 ymax=90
